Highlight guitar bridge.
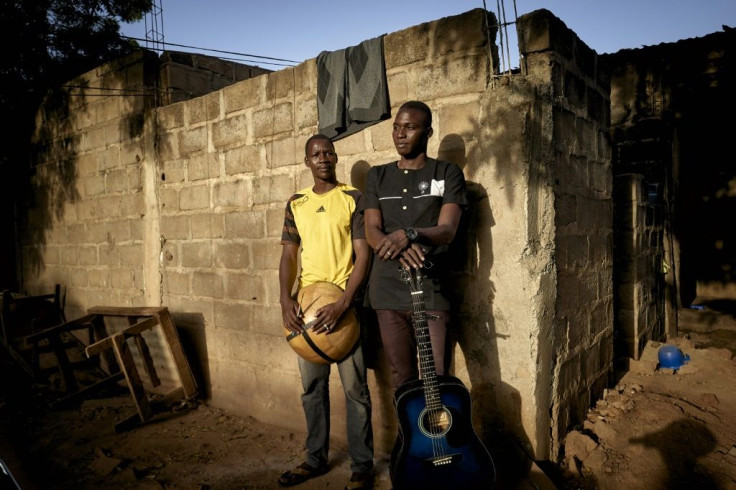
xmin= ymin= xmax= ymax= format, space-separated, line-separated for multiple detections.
xmin=429 ymin=453 xmax=462 ymax=466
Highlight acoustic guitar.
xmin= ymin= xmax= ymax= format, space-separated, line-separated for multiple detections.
xmin=390 ymin=267 xmax=496 ymax=489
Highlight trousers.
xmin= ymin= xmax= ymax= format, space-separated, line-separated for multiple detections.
xmin=298 ymin=342 xmax=374 ymax=473
xmin=375 ymin=309 xmax=450 ymax=391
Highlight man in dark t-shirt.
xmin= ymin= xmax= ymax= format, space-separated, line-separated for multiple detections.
xmin=364 ymin=101 xmax=467 ymax=391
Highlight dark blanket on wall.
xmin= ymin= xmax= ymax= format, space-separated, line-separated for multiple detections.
xmin=317 ymin=35 xmax=390 ymax=141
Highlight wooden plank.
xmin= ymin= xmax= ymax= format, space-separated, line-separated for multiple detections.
xmin=24 ymin=314 xmax=96 ymax=343
xmin=112 ymin=333 xmax=152 ymax=423
xmin=85 ymin=316 xmax=160 ymax=357
xmin=51 ymin=372 xmax=126 ymax=409
xmin=47 ymin=332 xmax=79 ymax=393
xmin=90 ymin=315 xmax=118 ymax=374
xmin=88 ymin=306 xmax=167 ymax=317
xmin=156 ymin=309 xmax=198 ymax=398
xmin=133 ymin=334 xmax=161 ymax=388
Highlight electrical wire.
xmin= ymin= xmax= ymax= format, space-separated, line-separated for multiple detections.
xmin=121 ymin=35 xmax=300 ymax=65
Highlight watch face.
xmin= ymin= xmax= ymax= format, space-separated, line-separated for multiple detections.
xmin=406 ymin=228 xmax=418 ymax=241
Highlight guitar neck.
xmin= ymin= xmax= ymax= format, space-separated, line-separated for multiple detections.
xmin=410 ymin=279 xmax=442 ymax=412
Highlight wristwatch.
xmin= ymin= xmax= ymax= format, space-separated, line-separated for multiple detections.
xmin=404 ymin=228 xmax=419 ymax=242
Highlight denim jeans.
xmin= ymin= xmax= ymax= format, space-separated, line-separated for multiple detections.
xmin=298 ymin=342 xmax=374 ymax=473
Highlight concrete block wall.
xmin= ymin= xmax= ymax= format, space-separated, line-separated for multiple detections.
xmin=613 ymin=174 xmax=665 ymax=359
xmin=23 ymin=50 xmax=159 ymax=320
xmin=21 ymin=8 xmax=613 ymax=462
xmin=518 ymin=9 xmax=614 ymax=457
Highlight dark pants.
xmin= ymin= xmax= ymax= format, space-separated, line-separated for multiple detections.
xmin=375 ymin=309 xmax=450 ymax=391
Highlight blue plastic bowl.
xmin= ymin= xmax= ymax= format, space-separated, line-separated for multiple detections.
xmin=658 ymin=345 xmax=690 ymax=369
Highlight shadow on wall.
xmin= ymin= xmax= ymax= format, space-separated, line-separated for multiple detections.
xmin=21 ymin=68 xmax=148 ymax=283
xmin=22 ymin=88 xmax=81 ymax=278
xmin=170 ymin=312 xmax=209 ymax=399
xmin=441 ymin=133 xmax=533 ymax=477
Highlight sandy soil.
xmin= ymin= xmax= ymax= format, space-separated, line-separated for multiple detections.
xmin=1 ymin=305 xmax=735 ymax=490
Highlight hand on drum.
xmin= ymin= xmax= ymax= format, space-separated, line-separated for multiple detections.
xmin=313 ymin=300 xmax=347 ymax=335
xmin=281 ymin=298 xmax=305 ymax=334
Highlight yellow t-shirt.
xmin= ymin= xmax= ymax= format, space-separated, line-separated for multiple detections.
xmin=281 ymin=183 xmax=365 ymax=290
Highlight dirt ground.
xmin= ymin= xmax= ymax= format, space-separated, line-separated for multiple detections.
xmin=1 ymin=302 xmax=736 ymax=490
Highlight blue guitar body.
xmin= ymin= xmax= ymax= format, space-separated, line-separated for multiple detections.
xmin=390 ymin=267 xmax=495 ymax=489
xmin=390 ymin=375 xmax=496 ymax=489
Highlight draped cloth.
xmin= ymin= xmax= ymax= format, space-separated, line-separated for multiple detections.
xmin=317 ymin=35 xmax=390 ymax=141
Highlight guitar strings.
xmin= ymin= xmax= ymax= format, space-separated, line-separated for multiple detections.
xmin=410 ymin=269 xmax=449 ymax=461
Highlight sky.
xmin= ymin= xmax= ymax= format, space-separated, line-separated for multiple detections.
xmin=119 ymin=0 xmax=736 ymax=71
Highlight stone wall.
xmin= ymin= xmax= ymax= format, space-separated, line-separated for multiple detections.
xmin=518 ymin=9 xmax=613 ymax=456
xmin=21 ymin=8 xmax=614 ymax=461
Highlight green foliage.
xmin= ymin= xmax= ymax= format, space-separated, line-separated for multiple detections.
xmin=0 ymin=0 xmax=153 ymax=164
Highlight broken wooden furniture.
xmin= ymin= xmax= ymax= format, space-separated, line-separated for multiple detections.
xmin=21 ymin=305 xmax=198 ymax=432
xmin=83 ymin=306 xmax=199 ymax=431
xmin=0 ymin=285 xmax=67 ymax=380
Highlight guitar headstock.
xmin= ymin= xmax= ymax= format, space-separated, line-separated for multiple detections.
xmin=398 ymin=266 xmax=424 ymax=294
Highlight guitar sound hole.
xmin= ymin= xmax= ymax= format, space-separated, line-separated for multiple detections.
xmin=418 ymin=407 xmax=452 ymax=438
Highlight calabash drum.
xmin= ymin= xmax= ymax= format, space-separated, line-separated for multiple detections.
xmin=284 ymin=281 xmax=360 ymax=364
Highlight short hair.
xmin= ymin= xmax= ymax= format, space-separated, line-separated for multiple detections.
xmin=398 ymin=101 xmax=432 ymax=128
xmin=304 ymin=134 xmax=334 ymax=155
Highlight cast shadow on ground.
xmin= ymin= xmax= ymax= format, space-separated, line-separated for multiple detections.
xmin=629 ymin=417 xmax=718 ymax=489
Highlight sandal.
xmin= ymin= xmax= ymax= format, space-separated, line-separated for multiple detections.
xmin=278 ymin=462 xmax=329 ymax=487
xmin=345 ymin=470 xmax=374 ymax=490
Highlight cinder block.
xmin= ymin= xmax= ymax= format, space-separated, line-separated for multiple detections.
xmin=212 ymin=114 xmax=248 ymax=151
xmin=181 ymin=242 xmax=212 ymax=268
xmin=192 ymin=271 xmax=224 ymax=298
xmin=161 ymin=215 xmax=190 ymax=239
xmin=162 ymin=158 xmax=186 ymax=183
xmin=266 ymin=67 xmax=295 ymax=101
xmin=225 ymin=144 xmax=263 ymax=175
xmin=88 ymin=269 xmax=110 ymax=288
xmin=119 ymin=243 xmax=143 ymax=266
xmin=266 ymin=137 xmax=299 ymax=169
xmin=165 ymin=271 xmax=190 ymax=295
xmin=253 ymin=103 xmax=293 ymax=138
xmin=213 ymin=180 xmax=250 ymax=208
xmin=214 ymin=242 xmax=250 ymax=270
xmin=332 ymin=132 xmax=365 ymax=157
xmin=267 ymin=207 xmax=286 ymax=238
xmin=214 ymin=302 xmax=253 ymax=331
xmin=191 ymin=213 xmax=225 ymax=239
xmin=416 ymin=55 xmax=487 ymax=99
xmin=225 ymin=272 xmax=264 ymax=301
xmin=434 ymin=9 xmax=488 ymax=57
xmin=188 ymin=152 xmax=220 ymax=181
xmin=224 ymin=211 xmax=266 ymax=239
xmin=296 ymin=97 xmax=318 ymax=129
xmin=178 ymin=126 xmax=207 ymax=157
xmin=223 ymin=76 xmax=264 ymax=114
xmin=105 ymin=168 xmax=129 ymax=193
xmin=158 ymin=102 xmax=185 ymax=130
xmin=60 ymin=247 xmax=78 ymax=266
xmin=180 ymin=184 xmax=210 ymax=210
xmin=251 ymin=241 xmax=279 ymax=271
xmin=384 ymin=23 xmax=430 ymax=69
xmin=253 ymin=174 xmax=295 ymax=206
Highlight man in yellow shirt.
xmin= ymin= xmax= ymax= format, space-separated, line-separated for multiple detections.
xmin=278 ymin=134 xmax=374 ymax=489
